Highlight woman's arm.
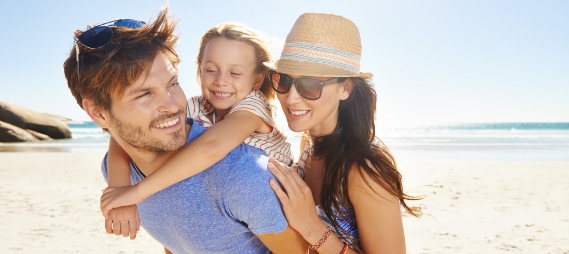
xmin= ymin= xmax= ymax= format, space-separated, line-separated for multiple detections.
xmin=347 ymin=162 xmax=406 ymax=253
xmin=100 ymin=110 xmax=270 ymax=215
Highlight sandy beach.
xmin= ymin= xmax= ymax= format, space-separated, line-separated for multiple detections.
xmin=1 ymin=152 xmax=568 ymax=253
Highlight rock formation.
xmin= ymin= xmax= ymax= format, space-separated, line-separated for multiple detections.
xmin=0 ymin=101 xmax=73 ymax=142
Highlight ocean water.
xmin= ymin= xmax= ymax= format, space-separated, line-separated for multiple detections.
xmin=378 ymin=123 xmax=569 ymax=161
xmin=1 ymin=122 xmax=567 ymax=161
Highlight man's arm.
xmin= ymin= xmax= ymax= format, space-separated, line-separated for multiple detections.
xmin=258 ymin=226 xmax=308 ymax=253
xmin=164 ymin=247 xmax=172 ymax=254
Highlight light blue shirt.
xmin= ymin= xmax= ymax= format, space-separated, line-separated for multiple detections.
xmin=101 ymin=119 xmax=288 ymax=253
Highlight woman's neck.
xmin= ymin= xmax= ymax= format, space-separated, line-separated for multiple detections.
xmin=307 ymin=107 xmax=339 ymax=138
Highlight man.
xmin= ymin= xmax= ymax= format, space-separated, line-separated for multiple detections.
xmin=63 ymin=8 xmax=306 ymax=253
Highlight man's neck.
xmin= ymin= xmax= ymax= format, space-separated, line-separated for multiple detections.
xmin=124 ymin=122 xmax=191 ymax=176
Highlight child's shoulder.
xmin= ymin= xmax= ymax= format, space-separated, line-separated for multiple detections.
xmin=242 ymin=90 xmax=268 ymax=104
xmin=233 ymin=90 xmax=269 ymax=108
xmin=229 ymin=91 xmax=273 ymax=121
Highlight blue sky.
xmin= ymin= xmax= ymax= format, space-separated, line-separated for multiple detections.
xmin=0 ymin=0 xmax=567 ymax=124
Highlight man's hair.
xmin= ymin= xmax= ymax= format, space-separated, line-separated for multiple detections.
xmin=63 ymin=7 xmax=179 ymax=111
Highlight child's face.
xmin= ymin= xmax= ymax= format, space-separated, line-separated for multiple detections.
xmin=199 ymin=37 xmax=263 ymax=111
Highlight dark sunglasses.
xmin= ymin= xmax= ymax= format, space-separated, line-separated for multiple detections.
xmin=268 ymin=70 xmax=347 ymax=100
xmin=75 ymin=19 xmax=146 ymax=79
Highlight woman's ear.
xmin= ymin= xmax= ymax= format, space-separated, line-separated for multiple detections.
xmin=82 ymin=98 xmax=111 ymax=129
xmin=252 ymin=72 xmax=264 ymax=91
xmin=339 ymin=78 xmax=355 ymax=100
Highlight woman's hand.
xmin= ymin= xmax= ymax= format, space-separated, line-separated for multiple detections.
xmin=267 ymin=158 xmax=328 ymax=243
xmin=101 ymin=185 xmax=145 ymax=219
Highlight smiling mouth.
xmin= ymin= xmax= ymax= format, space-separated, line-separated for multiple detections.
xmin=214 ymin=92 xmax=232 ymax=98
xmin=289 ymin=109 xmax=309 ymax=116
xmin=152 ymin=117 xmax=180 ymax=128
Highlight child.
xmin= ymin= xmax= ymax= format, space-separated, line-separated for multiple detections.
xmin=100 ymin=22 xmax=293 ymax=223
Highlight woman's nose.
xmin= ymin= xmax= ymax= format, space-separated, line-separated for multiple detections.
xmin=285 ymin=83 xmax=303 ymax=104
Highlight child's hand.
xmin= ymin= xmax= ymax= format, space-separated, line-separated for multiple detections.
xmin=101 ymin=185 xmax=145 ymax=218
xmin=105 ymin=205 xmax=140 ymax=240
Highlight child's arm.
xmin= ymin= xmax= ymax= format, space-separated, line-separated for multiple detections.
xmin=104 ymin=137 xmax=140 ymax=239
xmin=100 ymin=110 xmax=270 ymax=215
xmin=107 ymin=136 xmax=131 ymax=187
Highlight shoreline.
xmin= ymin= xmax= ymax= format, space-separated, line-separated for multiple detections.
xmin=2 ymin=142 xmax=567 ymax=162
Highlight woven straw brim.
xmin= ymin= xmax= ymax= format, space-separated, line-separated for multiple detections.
xmin=268 ymin=59 xmax=373 ymax=80
xmin=268 ymin=13 xmax=373 ymax=80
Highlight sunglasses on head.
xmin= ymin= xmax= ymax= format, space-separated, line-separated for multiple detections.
xmin=268 ymin=70 xmax=347 ymax=100
xmin=75 ymin=19 xmax=146 ymax=79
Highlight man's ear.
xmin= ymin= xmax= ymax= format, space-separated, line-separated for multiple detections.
xmin=339 ymin=78 xmax=355 ymax=100
xmin=252 ymin=72 xmax=264 ymax=91
xmin=82 ymin=99 xmax=111 ymax=129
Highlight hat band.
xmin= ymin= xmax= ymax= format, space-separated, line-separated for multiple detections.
xmin=280 ymin=42 xmax=361 ymax=74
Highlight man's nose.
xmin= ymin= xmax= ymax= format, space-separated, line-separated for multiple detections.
xmin=157 ymin=90 xmax=179 ymax=113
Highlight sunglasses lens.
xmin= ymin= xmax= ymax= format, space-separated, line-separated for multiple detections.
xmin=114 ymin=19 xmax=145 ymax=29
xmin=271 ymin=72 xmax=293 ymax=93
xmin=78 ymin=26 xmax=113 ymax=48
xmin=296 ymin=79 xmax=322 ymax=99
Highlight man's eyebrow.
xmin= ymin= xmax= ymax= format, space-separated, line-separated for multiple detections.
xmin=126 ymin=75 xmax=178 ymax=97
xmin=127 ymin=86 xmax=151 ymax=97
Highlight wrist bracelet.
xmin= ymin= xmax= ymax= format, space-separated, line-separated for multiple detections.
xmin=339 ymin=242 xmax=349 ymax=254
xmin=308 ymin=227 xmax=332 ymax=250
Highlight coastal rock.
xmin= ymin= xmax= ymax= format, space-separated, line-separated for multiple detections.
xmin=26 ymin=129 xmax=53 ymax=141
xmin=0 ymin=120 xmax=39 ymax=142
xmin=44 ymin=113 xmax=84 ymax=125
xmin=0 ymin=101 xmax=72 ymax=140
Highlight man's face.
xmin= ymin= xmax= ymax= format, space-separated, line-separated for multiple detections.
xmin=107 ymin=54 xmax=188 ymax=153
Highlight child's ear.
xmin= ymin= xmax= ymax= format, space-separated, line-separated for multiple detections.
xmin=252 ymin=72 xmax=264 ymax=91
xmin=339 ymin=78 xmax=355 ymax=101
xmin=82 ymin=99 xmax=111 ymax=129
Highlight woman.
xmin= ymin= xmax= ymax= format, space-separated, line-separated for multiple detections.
xmin=267 ymin=13 xmax=420 ymax=253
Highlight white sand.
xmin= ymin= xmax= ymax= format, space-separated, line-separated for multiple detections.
xmin=399 ymin=158 xmax=569 ymax=253
xmin=0 ymin=152 xmax=567 ymax=253
xmin=0 ymin=152 xmax=163 ymax=253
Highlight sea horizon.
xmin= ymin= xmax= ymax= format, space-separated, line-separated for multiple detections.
xmin=1 ymin=121 xmax=568 ymax=161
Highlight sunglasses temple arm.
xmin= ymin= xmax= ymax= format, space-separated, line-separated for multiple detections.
xmin=75 ymin=44 xmax=80 ymax=80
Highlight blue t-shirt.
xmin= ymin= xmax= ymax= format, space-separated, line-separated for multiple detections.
xmin=101 ymin=119 xmax=288 ymax=253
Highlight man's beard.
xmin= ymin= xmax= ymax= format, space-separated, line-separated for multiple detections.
xmin=109 ymin=110 xmax=186 ymax=153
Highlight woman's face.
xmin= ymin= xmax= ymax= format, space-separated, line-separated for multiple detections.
xmin=276 ymin=74 xmax=352 ymax=137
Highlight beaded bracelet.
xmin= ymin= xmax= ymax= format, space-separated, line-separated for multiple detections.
xmin=339 ymin=242 xmax=349 ymax=254
xmin=308 ymin=227 xmax=332 ymax=250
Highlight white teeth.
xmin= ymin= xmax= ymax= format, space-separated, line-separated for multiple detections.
xmin=153 ymin=117 xmax=180 ymax=128
xmin=214 ymin=92 xmax=231 ymax=97
xmin=289 ymin=109 xmax=309 ymax=116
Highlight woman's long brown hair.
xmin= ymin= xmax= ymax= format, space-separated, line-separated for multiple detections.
xmin=309 ymin=78 xmax=421 ymax=252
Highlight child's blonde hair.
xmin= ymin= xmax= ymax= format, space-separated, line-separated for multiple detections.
xmin=196 ymin=22 xmax=275 ymax=102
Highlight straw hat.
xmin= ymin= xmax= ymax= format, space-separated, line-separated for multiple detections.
xmin=270 ymin=13 xmax=373 ymax=80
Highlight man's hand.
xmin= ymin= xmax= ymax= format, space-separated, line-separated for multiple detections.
xmin=105 ymin=205 xmax=140 ymax=240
